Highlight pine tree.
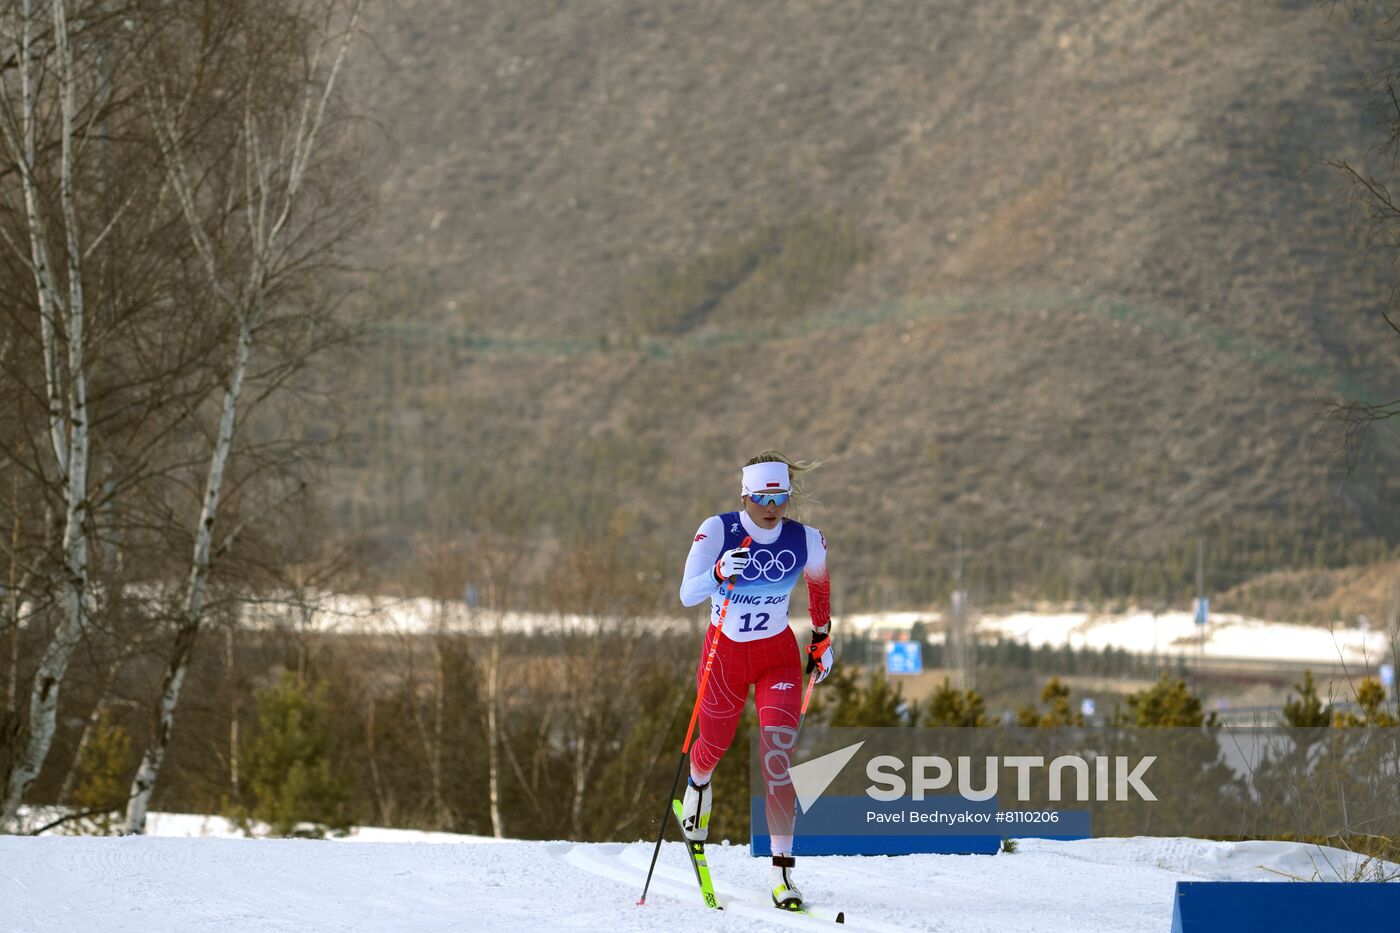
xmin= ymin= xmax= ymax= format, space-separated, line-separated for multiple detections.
xmin=1282 ymin=671 xmax=1331 ymax=727
xmin=242 ymin=673 xmax=354 ymax=837
xmin=921 ymin=678 xmax=989 ymax=727
xmin=1016 ymin=677 xmax=1085 ymax=727
xmin=808 ymin=669 xmax=913 ymax=726
xmin=1121 ymin=675 xmax=1210 ymax=727
xmin=1333 ymin=678 xmax=1398 ymax=727
xmin=70 ymin=708 xmax=135 ymax=835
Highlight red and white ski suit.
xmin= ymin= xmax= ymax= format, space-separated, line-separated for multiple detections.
xmin=679 ymin=509 xmax=830 ymax=854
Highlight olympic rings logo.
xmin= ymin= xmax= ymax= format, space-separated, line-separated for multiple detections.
xmin=741 ymin=548 xmax=797 ymax=582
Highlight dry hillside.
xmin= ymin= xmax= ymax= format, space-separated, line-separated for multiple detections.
xmin=332 ymin=0 xmax=1400 ymax=610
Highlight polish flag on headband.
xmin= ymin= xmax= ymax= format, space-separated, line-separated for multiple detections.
xmin=741 ymin=461 xmax=790 ymax=496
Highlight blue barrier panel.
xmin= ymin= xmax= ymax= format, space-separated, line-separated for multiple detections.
xmin=1171 ymin=881 xmax=1400 ymax=933
xmin=747 ymin=796 xmax=1085 ymax=856
xmin=749 ymin=831 xmax=1000 ymax=857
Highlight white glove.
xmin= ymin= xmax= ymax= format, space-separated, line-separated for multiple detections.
xmin=714 ymin=546 xmax=750 ymax=581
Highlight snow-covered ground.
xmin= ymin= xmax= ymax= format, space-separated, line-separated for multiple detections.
xmin=20 ymin=581 xmax=1392 ymax=670
xmin=3 ymin=816 xmax=1394 ymax=932
xmin=136 ymin=811 xmax=509 ymax=846
xmin=229 ymin=590 xmax=1395 ymax=670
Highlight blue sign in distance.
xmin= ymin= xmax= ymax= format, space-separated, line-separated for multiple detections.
xmin=886 ymin=640 xmax=923 ymax=676
xmin=1194 ymin=597 xmax=1209 ymax=626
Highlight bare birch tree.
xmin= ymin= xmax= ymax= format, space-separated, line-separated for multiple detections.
xmin=461 ymin=531 xmax=521 ymax=840
xmin=123 ymin=0 xmax=363 ymax=833
xmin=0 ymin=0 xmax=100 ymax=829
xmin=418 ymin=536 xmax=468 ymax=830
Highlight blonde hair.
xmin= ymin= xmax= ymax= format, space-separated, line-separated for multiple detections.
xmin=744 ymin=450 xmax=825 ymax=520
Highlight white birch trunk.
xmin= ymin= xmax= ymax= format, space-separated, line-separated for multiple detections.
xmin=570 ymin=732 xmax=588 ymax=838
xmin=0 ymin=0 xmax=92 ymax=831
xmin=6 ymin=433 xmax=22 ymax=716
xmin=364 ymin=695 xmax=389 ymax=824
xmin=120 ymin=0 xmax=361 ymax=833
xmin=225 ymin=626 xmax=240 ymax=803
xmin=486 ymin=625 xmax=503 ymax=839
xmin=431 ymin=617 xmax=448 ymax=829
xmin=123 ymin=313 xmax=251 ymax=834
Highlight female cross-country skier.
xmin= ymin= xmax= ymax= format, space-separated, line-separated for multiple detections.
xmin=677 ymin=451 xmax=834 ymax=910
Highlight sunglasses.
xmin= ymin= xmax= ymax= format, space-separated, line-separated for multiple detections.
xmin=748 ymin=491 xmax=790 ymax=507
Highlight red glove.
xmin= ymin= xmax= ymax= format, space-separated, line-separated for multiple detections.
xmin=806 ymin=626 xmax=834 ymax=683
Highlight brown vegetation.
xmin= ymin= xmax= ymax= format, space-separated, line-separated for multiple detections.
xmin=333 ymin=0 xmax=1400 ymax=610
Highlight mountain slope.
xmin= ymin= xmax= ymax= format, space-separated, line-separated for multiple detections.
xmin=335 ymin=0 xmax=1400 ymax=605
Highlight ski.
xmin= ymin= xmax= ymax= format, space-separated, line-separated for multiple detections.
xmin=666 ymin=800 xmax=846 ymax=922
xmin=776 ymin=902 xmax=846 ymax=924
xmin=671 ymin=799 xmax=721 ymax=909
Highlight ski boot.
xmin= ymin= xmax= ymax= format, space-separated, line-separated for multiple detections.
xmin=679 ymin=776 xmax=711 ymax=841
xmin=771 ymin=855 xmax=804 ymax=910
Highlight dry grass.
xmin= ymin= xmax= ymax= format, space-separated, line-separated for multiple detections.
xmin=331 ymin=0 xmax=1400 ymax=606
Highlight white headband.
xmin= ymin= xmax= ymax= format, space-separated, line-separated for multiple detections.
xmin=741 ymin=461 xmax=790 ymax=496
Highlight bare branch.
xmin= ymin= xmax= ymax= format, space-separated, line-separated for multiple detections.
xmin=82 ymin=187 xmax=148 ymax=260
xmin=267 ymin=0 xmax=362 ymax=248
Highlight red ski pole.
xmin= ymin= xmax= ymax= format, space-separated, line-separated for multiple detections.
xmin=799 ymin=669 xmax=819 ymax=718
xmin=638 ymin=536 xmax=750 ymax=906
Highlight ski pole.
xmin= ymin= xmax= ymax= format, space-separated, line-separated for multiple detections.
xmin=799 ymin=620 xmax=832 ymax=723
xmin=799 ymin=668 xmax=819 ymax=718
xmin=638 ymin=535 xmax=751 ymax=907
